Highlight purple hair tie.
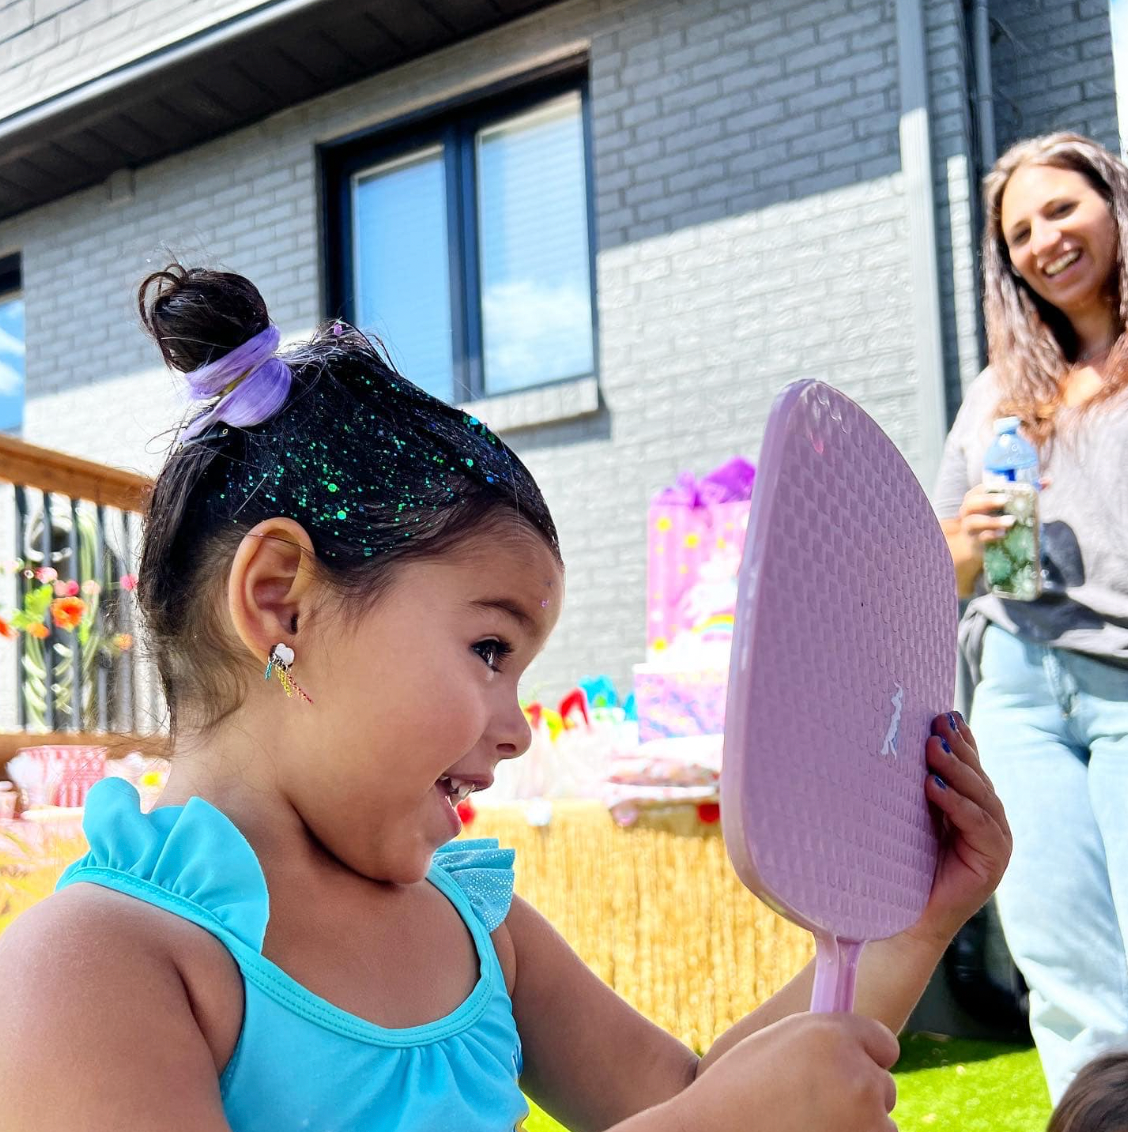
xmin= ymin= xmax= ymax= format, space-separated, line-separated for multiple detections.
xmin=179 ymin=324 xmax=292 ymax=443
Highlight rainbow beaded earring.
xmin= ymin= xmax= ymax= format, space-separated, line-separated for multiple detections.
xmin=264 ymin=643 xmax=312 ymax=703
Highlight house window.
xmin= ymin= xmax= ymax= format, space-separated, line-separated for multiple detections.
xmin=328 ymin=77 xmax=595 ymax=404
xmin=0 ymin=255 xmax=23 ymax=434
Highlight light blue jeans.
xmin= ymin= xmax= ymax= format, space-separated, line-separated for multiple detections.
xmin=971 ymin=624 xmax=1128 ymax=1102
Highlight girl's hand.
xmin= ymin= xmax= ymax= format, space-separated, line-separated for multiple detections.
xmin=659 ymin=1012 xmax=899 ymax=1132
xmin=912 ymin=712 xmax=1012 ymax=947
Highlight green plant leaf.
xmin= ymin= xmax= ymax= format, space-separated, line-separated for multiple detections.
xmin=23 ymin=584 xmax=53 ymax=619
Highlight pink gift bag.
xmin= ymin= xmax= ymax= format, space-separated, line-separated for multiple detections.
xmin=646 ymin=457 xmax=754 ymax=657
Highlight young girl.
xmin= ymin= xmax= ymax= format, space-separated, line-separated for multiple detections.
xmin=0 ymin=265 xmax=1010 ymax=1132
xmin=1047 ymin=1051 xmax=1128 ymax=1132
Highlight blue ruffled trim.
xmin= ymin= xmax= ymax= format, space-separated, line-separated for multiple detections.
xmin=58 ymin=781 xmax=515 ymax=945
xmin=57 ymin=778 xmax=269 ymax=951
xmin=431 ymin=839 xmax=515 ymax=933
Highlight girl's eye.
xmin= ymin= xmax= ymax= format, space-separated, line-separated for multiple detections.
xmin=1051 ymin=201 xmax=1076 ymax=218
xmin=473 ymin=638 xmax=513 ymax=672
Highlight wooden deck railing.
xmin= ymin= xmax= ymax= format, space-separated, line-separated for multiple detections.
xmin=0 ymin=435 xmax=165 ymax=763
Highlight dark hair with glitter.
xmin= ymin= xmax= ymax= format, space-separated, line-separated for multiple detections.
xmin=1047 ymin=1051 xmax=1128 ymax=1132
xmin=137 ymin=263 xmax=560 ymax=735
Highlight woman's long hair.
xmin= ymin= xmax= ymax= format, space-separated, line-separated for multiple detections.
xmin=982 ymin=132 xmax=1128 ymax=445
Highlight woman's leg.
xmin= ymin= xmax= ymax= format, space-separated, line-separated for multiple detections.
xmin=971 ymin=627 xmax=1128 ymax=1103
xmin=1065 ymin=650 xmax=1128 ymax=1069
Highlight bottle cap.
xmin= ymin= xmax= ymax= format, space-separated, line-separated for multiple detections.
xmin=993 ymin=416 xmax=1021 ymax=435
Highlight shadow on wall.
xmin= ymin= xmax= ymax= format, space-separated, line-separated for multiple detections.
xmin=502 ymin=407 xmax=612 ymax=452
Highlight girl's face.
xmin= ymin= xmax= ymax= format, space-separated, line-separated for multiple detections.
xmin=1000 ymin=163 xmax=1119 ymax=327
xmin=289 ymin=526 xmax=563 ymax=884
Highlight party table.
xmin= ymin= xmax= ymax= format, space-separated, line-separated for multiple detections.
xmin=465 ymin=798 xmax=815 ymax=1050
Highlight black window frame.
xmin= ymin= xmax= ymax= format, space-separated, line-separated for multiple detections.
xmin=322 ymin=63 xmax=597 ymax=405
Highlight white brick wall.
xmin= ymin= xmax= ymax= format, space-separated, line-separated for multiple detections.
xmin=0 ymin=0 xmax=1107 ymax=700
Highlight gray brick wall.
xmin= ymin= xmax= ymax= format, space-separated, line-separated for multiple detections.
xmin=593 ymin=0 xmax=903 ymax=250
xmin=0 ymin=0 xmax=262 ymax=117
xmin=992 ymin=0 xmax=1119 ymax=152
xmin=0 ymin=0 xmax=934 ymax=701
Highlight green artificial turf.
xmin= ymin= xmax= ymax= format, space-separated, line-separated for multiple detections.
xmin=891 ymin=1034 xmax=1051 ymax=1130
xmin=521 ymin=1035 xmax=1052 ymax=1131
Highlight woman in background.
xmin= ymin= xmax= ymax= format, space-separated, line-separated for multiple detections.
xmin=936 ymin=132 xmax=1128 ymax=1102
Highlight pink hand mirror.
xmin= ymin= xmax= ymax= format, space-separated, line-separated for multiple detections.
xmin=721 ymin=380 xmax=957 ymax=1013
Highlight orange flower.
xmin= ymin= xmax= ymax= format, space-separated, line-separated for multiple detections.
xmin=113 ymin=633 xmax=133 ymax=651
xmin=0 ymin=617 xmax=14 ymax=640
xmin=26 ymin=622 xmax=49 ymax=639
xmin=50 ymin=596 xmax=86 ymax=631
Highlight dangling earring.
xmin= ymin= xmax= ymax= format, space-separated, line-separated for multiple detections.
xmin=265 ymin=643 xmax=313 ymax=703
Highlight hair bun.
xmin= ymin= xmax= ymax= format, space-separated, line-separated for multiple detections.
xmin=138 ymin=263 xmax=270 ymax=373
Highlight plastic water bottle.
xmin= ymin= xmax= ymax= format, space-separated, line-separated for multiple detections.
xmin=982 ymin=417 xmax=1042 ymax=600
xmin=983 ymin=417 xmax=1039 ymax=489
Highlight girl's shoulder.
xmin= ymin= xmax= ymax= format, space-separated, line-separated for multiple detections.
xmin=58 ymin=776 xmax=269 ymax=951
xmin=0 ymin=877 xmax=244 ymax=1073
xmin=431 ymin=837 xmax=517 ymax=933
xmin=431 ymin=839 xmax=519 ymax=994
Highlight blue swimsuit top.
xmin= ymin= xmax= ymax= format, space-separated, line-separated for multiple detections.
xmin=57 ymin=777 xmax=528 ymax=1131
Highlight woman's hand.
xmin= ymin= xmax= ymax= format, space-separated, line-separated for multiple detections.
xmin=912 ymin=712 xmax=1012 ymax=947
xmin=941 ymin=486 xmax=1012 ymax=597
xmin=958 ymin=486 xmax=1015 ymax=544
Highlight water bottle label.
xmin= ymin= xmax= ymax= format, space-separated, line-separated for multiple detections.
xmin=983 ymin=469 xmax=1017 ymax=488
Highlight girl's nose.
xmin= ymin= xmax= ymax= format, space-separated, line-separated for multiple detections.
xmin=494 ymin=699 xmax=532 ymax=760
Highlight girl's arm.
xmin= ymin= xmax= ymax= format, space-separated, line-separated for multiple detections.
xmin=505 ymin=892 xmax=698 ymax=1130
xmin=506 ymin=895 xmax=900 ymax=1132
xmin=0 ymin=888 xmax=235 ymax=1132
xmin=694 ymin=928 xmax=946 ymax=1072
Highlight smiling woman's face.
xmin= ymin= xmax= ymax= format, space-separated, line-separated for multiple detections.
xmin=1000 ymin=162 xmax=1119 ymax=328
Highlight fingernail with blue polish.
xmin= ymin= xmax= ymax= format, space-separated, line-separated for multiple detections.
xmin=947 ymin=712 xmax=958 ymax=731
xmin=940 ymin=738 xmax=952 ymax=753
xmin=933 ymin=775 xmax=947 ymax=790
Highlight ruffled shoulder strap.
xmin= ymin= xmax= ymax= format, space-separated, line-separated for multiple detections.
xmin=430 ymin=838 xmax=515 ymax=933
xmin=57 ymin=777 xmax=269 ymax=951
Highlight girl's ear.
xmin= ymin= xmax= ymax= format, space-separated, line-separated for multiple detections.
xmin=227 ymin=518 xmax=317 ymax=664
